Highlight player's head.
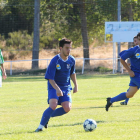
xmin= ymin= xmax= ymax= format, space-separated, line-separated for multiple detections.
xmin=136 ymin=32 xmax=140 ymax=45
xmin=59 ymin=38 xmax=72 ymax=56
xmin=133 ymin=36 xmax=138 ymax=46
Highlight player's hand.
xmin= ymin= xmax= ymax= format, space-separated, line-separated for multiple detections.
xmin=56 ymin=89 xmax=63 ymax=96
xmin=3 ymin=74 xmax=7 ymax=80
xmin=128 ymin=70 xmax=135 ymax=77
xmin=73 ymin=86 xmax=78 ymax=93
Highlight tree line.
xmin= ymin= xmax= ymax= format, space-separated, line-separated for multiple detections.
xmin=0 ymin=0 xmax=140 ymax=63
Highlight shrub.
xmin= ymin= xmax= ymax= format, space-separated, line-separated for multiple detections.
xmin=6 ymin=30 xmax=33 ymax=51
xmin=94 ymin=66 xmax=112 ymax=73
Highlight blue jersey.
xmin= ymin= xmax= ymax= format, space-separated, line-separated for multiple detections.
xmin=119 ymin=50 xmax=127 ymax=57
xmin=119 ymin=50 xmax=130 ymax=64
xmin=120 ymin=45 xmax=140 ymax=74
xmin=45 ymin=54 xmax=75 ymax=90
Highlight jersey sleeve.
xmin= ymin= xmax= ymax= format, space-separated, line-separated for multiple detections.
xmin=0 ymin=50 xmax=4 ymax=64
xmin=70 ymin=60 xmax=75 ymax=75
xmin=45 ymin=58 xmax=56 ymax=80
xmin=119 ymin=50 xmax=126 ymax=57
xmin=120 ymin=47 xmax=136 ymax=60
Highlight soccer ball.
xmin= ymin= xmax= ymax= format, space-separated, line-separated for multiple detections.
xmin=83 ymin=119 xmax=97 ymax=132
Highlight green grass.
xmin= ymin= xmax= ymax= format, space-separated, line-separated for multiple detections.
xmin=1 ymin=74 xmax=140 ymax=140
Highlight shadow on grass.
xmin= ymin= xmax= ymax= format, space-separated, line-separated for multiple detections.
xmin=3 ymin=73 xmax=130 ymax=83
xmin=73 ymin=104 xmax=140 ymax=111
xmin=0 ymin=121 xmax=106 ymax=136
xmin=73 ymin=106 xmax=105 ymax=109
xmin=49 ymin=120 xmax=105 ymax=128
xmin=0 ymin=131 xmax=36 ymax=136
xmin=49 ymin=122 xmax=83 ymax=127
xmin=3 ymin=76 xmax=45 ymax=83
xmin=77 ymin=74 xmax=129 ymax=80
xmin=110 ymin=104 xmax=140 ymax=108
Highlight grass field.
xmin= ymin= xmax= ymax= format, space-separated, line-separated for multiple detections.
xmin=1 ymin=74 xmax=140 ymax=140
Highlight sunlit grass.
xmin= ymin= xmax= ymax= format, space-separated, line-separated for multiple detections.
xmin=0 ymin=74 xmax=140 ymax=140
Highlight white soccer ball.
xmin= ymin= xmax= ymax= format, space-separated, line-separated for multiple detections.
xmin=83 ymin=119 xmax=97 ymax=132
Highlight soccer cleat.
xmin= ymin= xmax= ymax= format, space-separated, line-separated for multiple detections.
xmin=35 ymin=128 xmax=43 ymax=132
xmin=105 ymin=97 xmax=112 ymax=111
xmin=44 ymin=122 xmax=48 ymax=129
xmin=120 ymin=102 xmax=127 ymax=105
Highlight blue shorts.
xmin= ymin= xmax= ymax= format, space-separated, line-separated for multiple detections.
xmin=48 ymin=88 xmax=72 ymax=105
xmin=129 ymin=75 xmax=140 ymax=89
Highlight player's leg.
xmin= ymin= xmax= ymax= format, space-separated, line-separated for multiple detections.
xmin=120 ymin=98 xmax=129 ymax=105
xmin=123 ymin=76 xmax=140 ymax=103
xmin=60 ymin=90 xmax=72 ymax=113
xmin=124 ymin=76 xmax=140 ymax=104
xmin=0 ymin=75 xmax=2 ymax=88
xmin=41 ymin=99 xmax=58 ymax=124
xmin=35 ymin=99 xmax=58 ymax=132
xmin=44 ymin=90 xmax=72 ymax=130
xmin=49 ymin=101 xmax=71 ymax=118
xmin=44 ymin=101 xmax=69 ymax=129
xmin=61 ymin=101 xmax=71 ymax=113
xmin=106 ymin=86 xmax=138 ymax=111
xmin=35 ymin=88 xmax=59 ymax=132
xmin=125 ymin=86 xmax=138 ymax=98
xmin=50 ymin=90 xmax=72 ymax=117
xmin=51 ymin=105 xmax=68 ymax=117
xmin=120 ymin=88 xmax=130 ymax=105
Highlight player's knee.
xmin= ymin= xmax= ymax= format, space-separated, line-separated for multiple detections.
xmin=63 ymin=105 xmax=71 ymax=113
xmin=127 ymin=94 xmax=134 ymax=98
xmin=64 ymin=107 xmax=71 ymax=113
xmin=126 ymin=93 xmax=134 ymax=98
xmin=49 ymin=104 xmax=57 ymax=110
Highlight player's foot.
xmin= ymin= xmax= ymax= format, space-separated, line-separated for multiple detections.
xmin=120 ymin=102 xmax=127 ymax=105
xmin=105 ymin=97 xmax=112 ymax=111
xmin=44 ymin=122 xmax=48 ymax=129
xmin=35 ymin=128 xmax=43 ymax=132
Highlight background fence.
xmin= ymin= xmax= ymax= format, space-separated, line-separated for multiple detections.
xmin=4 ymin=57 xmax=124 ymax=75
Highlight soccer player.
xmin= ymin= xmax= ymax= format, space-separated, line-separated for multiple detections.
xmin=35 ymin=38 xmax=78 ymax=132
xmin=0 ymin=49 xmax=7 ymax=87
xmin=120 ymin=36 xmax=138 ymax=105
xmin=105 ymin=32 xmax=140 ymax=111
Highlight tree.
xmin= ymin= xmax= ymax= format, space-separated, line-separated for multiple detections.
xmin=78 ymin=0 xmax=90 ymax=66
xmin=121 ymin=0 xmax=138 ymax=48
xmin=0 ymin=0 xmax=34 ymax=37
xmin=32 ymin=0 xmax=40 ymax=69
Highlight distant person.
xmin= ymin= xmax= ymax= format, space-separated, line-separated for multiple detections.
xmin=35 ymin=38 xmax=78 ymax=132
xmin=0 ymin=49 xmax=7 ymax=87
xmin=120 ymin=36 xmax=138 ymax=105
xmin=105 ymin=33 xmax=140 ymax=111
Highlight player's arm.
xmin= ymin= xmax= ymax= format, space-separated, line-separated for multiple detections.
xmin=120 ymin=47 xmax=136 ymax=77
xmin=70 ymin=59 xmax=78 ymax=93
xmin=48 ymin=79 xmax=63 ymax=96
xmin=70 ymin=73 xmax=78 ymax=93
xmin=120 ymin=59 xmax=134 ymax=77
xmin=126 ymin=58 xmax=131 ymax=67
xmin=45 ymin=58 xmax=63 ymax=96
xmin=1 ymin=64 xmax=7 ymax=80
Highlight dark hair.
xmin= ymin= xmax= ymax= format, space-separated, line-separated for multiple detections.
xmin=133 ymin=36 xmax=137 ymax=39
xmin=137 ymin=32 xmax=140 ymax=38
xmin=59 ymin=38 xmax=72 ymax=48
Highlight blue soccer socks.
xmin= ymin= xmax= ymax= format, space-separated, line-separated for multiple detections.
xmin=40 ymin=107 xmax=54 ymax=126
xmin=40 ymin=107 xmax=67 ymax=127
xmin=110 ymin=92 xmax=127 ymax=103
xmin=51 ymin=107 xmax=67 ymax=117
xmin=124 ymin=98 xmax=129 ymax=104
